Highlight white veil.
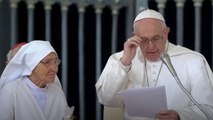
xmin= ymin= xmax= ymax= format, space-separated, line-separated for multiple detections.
xmin=0 ymin=40 xmax=62 ymax=89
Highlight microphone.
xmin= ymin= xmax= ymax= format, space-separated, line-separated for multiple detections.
xmin=160 ymin=53 xmax=182 ymax=85
xmin=160 ymin=53 xmax=212 ymax=120
xmin=160 ymin=53 xmax=177 ymax=77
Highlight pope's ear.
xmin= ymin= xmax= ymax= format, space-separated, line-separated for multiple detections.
xmin=165 ymin=27 xmax=170 ymax=35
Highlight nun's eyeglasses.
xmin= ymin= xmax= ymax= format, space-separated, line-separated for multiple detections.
xmin=40 ymin=59 xmax=61 ymax=67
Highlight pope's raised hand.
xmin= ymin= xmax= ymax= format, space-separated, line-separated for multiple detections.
xmin=120 ymin=36 xmax=141 ymax=66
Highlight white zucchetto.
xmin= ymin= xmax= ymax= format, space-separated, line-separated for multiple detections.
xmin=134 ymin=9 xmax=165 ymax=23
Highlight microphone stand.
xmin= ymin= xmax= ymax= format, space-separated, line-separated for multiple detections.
xmin=161 ymin=53 xmax=212 ymax=120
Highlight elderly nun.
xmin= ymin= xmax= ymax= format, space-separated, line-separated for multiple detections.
xmin=0 ymin=40 xmax=73 ymax=120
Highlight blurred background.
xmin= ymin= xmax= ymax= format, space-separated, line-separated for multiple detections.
xmin=0 ymin=0 xmax=212 ymax=120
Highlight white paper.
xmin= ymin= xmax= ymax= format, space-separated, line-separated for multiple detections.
xmin=122 ymin=86 xmax=167 ymax=118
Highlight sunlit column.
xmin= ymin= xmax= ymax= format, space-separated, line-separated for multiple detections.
xmin=175 ymin=0 xmax=185 ymax=46
xmin=192 ymin=0 xmax=203 ymax=52
xmin=44 ymin=0 xmax=54 ymax=42
xmin=10 ymin=0 xmax=19 ymax=47
xmin=26 ymin=0 xmax=36 ymax=42
xmin=126 ymin=0 xmax=134 ymax=38
xmin=135 ymin=0 xmax=147 ymax=14
xmin=155 ymin=0 xmax=167 ymax=15
xmin=78 ymin=1 xmax=87 ymax=120
xmin=133 ymin=0 xmax=148 ymax=39
xmin=60 ymin=0 xmax=70 ymax=98
xmin=94 ymin=2 xmax=104 ymax=120
xmin=111 ymin=1 xmax=121 ymax=53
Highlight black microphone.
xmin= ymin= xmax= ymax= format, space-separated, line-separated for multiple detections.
xmin=160 ymin=53 xmax=212 ymax=120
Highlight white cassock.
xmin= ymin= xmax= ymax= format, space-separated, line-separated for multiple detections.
xmin=96 ymin=42 xmax=213 ymax=120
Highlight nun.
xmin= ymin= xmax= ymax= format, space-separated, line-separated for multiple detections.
xmin=0 ymin=40 xmax=73 ymax=120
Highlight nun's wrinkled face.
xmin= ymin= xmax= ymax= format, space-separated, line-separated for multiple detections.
xmin=29 ymin=52 xmax=61 ymax=88
xmin=134 ymin=19 xmax=170 ymax=61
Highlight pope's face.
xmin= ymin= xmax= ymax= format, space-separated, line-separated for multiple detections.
xmin=134 ymin=19 xmax=170 ymax=61
xmin=29 ymin=52 xmax=60 ymax=87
